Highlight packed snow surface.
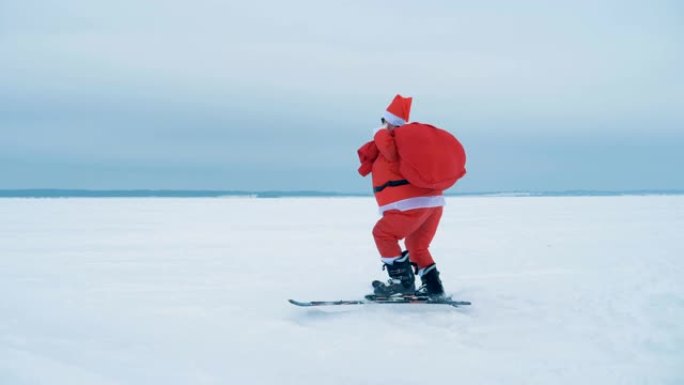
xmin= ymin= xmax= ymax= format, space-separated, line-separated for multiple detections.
xmin=1 ymin=196 xmax=683 ymax=384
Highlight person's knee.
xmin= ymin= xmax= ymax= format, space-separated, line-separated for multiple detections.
xmin=372 ymin=222 xmax=390 ymax=239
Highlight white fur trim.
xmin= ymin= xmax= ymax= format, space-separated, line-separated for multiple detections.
xmin=378 ymin=195 xmax=445 ymax=214
xmin=382 ymin=110 xmax=405 ymax=126
xmin=382 ymin=256 xmax=401 ymax=265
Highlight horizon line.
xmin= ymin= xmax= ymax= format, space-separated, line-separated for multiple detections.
xmin=1 ymin=188 xmax=683 ymax=198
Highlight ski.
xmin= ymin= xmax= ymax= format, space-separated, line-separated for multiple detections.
xmin=289 ymin=295 xmax=471 ymax=308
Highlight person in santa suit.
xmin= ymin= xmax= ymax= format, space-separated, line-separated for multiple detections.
xmin=357 ymin=94 xmax=447 ymax=298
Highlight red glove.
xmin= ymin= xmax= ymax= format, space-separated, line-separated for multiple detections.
xmin=357 ymin=140 xmax=379 ymax=176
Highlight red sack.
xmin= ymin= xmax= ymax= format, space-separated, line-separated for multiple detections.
xmin=394 ymin=123 xmax=466 ymax=190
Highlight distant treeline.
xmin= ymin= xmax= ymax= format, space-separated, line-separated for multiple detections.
xmin=1 ymin=189 xmax=683 ymax=198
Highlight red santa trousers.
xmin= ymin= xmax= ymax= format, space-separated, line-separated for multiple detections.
xmin=372 ymin=206 xmax=443 ymax=269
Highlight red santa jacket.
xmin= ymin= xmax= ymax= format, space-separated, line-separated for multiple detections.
xmin=358 ymin=128 xmax=443 ymax=212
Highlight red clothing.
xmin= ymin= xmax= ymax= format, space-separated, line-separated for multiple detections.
xmin=357 ymin=129 xmax=442 ymax=209
xmin=358 ymin=127 xmax=445 ymax=265
xmin=373 ymin=207 xmax=443 ymax=268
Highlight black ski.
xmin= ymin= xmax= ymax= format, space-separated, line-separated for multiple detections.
xmin=289 ymin=295 xmax=471 ymax=308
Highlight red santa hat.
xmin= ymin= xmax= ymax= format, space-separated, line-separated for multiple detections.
xmin=382 ymin=94 xmax=412 ymax=126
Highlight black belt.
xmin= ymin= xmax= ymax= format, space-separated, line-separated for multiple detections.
xmin=373 ymin=179 xmax=409 ymax=193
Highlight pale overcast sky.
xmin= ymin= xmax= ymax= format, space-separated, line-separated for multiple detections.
xmin=1 ymin=0 xmax=682 ymax=192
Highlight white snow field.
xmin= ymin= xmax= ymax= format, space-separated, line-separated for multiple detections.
xmin=1 ymin=196 xmax=683 ymax=385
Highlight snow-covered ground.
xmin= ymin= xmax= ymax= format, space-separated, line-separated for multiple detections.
xmin=1 ymin=196 xmax=683 ymax=385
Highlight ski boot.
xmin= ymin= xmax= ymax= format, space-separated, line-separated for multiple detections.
xmin=371 ymin=251 xmax=416 ymax=297
xmin=415 ymin=263 xmax=445 ymax=299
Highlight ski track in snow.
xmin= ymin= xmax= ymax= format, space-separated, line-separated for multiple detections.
xmin=1 ymin=196 xmax=683 ymax=384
